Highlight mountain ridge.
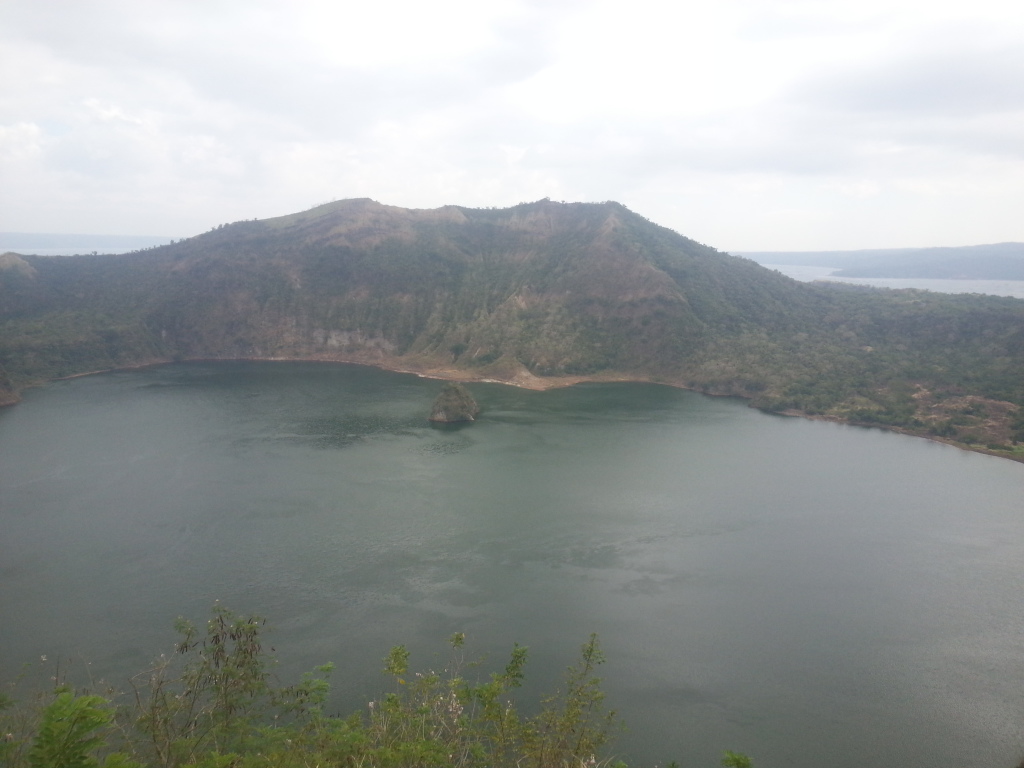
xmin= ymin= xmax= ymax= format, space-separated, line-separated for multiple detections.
xmin=1 ymin=199 xmax=1022 ymax=457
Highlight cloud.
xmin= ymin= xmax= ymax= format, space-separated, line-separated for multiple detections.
xmin=1 ymin=0 xmax=1023 ymax=249
xmin=803 ymin=47 xmax=1024 ymax=119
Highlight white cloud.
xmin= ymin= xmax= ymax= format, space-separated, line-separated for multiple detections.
xmin=1 ymin=0 xmax=1022 ymax=249
xmin=0 ymin=122 xmax=43 ymax=162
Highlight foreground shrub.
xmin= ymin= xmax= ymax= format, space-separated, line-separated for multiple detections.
xmin=1 ymin=606 xmax=751 ymax=768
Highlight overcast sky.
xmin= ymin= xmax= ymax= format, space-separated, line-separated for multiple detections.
xmin=2 ymin=0 xmax=1023 ymax=250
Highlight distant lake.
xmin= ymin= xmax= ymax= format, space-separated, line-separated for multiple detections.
xmin=2 ymin=362 xmax=1023 ymax=768
xmin=0 ymin=232 xmax=173 ymax=256
xmin=766 ymin=264 xmax=1024 ymax=299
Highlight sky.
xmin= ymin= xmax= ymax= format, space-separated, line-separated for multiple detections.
xmin=2 ymin=0 xmax=1023 ymax=251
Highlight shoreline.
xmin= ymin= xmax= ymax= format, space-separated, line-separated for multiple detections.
xmin=7 ymin=355 xmax=1023 ymax=465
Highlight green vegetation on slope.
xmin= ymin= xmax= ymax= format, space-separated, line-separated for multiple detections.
xmin=0 ymin=606 xmax=751 ymax=768
xmin=1 ymin=199 xmax=1022 ymax=457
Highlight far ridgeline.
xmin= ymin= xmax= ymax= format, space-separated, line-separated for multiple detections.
xmin=1 ymin=198 xmax=1022 ymax=458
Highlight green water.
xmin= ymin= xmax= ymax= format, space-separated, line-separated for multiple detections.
xmin=1 ymin=361 xmax=1023 ymax=767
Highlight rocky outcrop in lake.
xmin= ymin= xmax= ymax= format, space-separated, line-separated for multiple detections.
xmin=429 ymin=382 xmax=479 ymax=423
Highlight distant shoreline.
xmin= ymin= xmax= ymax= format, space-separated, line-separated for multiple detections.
xmin=758 ymin=264 xmax=1024 ymax=299
xmin=0 ymin=232 xmax=175 ymax=255
xmin=13 ymin=355 xmax=1014 ymax=466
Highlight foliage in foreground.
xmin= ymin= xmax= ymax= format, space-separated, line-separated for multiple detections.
xmin=1 ymin=606 xmax=750 ymax=768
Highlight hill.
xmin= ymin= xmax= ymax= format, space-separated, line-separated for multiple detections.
xmin=1 ymin=199 xmax=1022 ymax=457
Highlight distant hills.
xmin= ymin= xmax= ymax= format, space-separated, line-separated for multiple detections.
xmin=1 ymin=199 xmax=1022 ymax=456
xmin=740 ymin=242 xmax=1024 ymax=280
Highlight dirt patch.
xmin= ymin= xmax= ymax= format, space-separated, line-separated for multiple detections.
xmin=911 ymin=387 xmax=1020 ymax=448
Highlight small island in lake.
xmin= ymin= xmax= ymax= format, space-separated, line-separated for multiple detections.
xmin=429 ymin=382 xmax=480 ymax=423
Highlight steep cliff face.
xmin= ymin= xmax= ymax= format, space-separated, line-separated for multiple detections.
xmin=137 ymin=199 xmax=815 ymax=382
xmin=0 ymin=199 xmax=808 ymax=391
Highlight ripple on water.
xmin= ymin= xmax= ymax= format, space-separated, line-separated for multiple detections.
xmin=418 ymin=440 xmax=467 ymax=456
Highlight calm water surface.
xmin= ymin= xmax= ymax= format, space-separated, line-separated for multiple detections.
xmin=765 ymin=264 xmax=1024 ymax=298
xmin=1 ymin=362 xmax=1023 ymax=767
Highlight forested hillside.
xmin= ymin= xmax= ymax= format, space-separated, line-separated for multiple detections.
xmin=1 ymin=199 xmax=1022 ymax=457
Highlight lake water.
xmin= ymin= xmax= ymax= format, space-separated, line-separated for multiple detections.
xmin=2 ymin=362 xmax=1023 ymax=767
xmin=764 ymin=264 xmax=1024 ymax=299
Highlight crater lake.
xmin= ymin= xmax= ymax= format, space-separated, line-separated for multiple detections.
xmin=1 ymin=361 xmax=1023 ymax=767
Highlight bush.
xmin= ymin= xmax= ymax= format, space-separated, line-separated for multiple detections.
xmin=2 ymin=607 xmax=750 ymax=767
xmin=2 ymin=609 xmax=619 ymax=768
